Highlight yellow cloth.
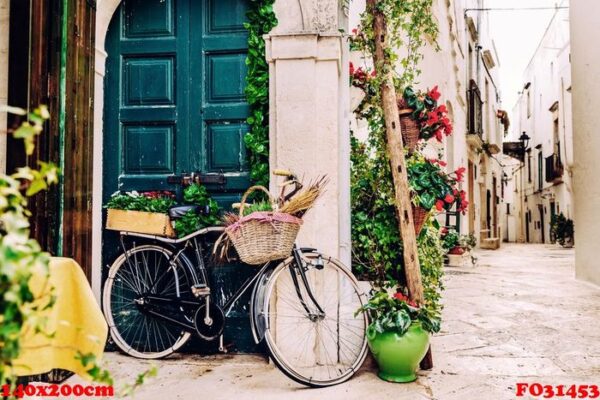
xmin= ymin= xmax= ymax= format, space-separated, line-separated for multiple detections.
xmin=13 ymin=257 xmax=108 ymax=379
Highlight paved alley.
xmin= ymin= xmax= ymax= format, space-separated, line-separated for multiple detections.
xmin=70 ymin=244 xmax=599 ymax=399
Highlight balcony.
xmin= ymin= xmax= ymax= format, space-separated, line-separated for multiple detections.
xmin=467 ymin=83 xmax=483 ymax=148
xmin=545 ymin=153 xmax=564 ymax=184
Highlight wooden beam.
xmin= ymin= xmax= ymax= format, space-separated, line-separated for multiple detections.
xmin=367 ymin=0 xmax=432 ymax=370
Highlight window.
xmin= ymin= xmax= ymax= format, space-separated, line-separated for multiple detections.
xmin=538 ymin=151 xmax=543 ymax=191
xmin=468 ymin=45 xmax=474 ymax=82
xmin=506 ymin=203 xmax=510 ymax=215
xmin=527 ymin=89 xmax=532 ymax=118
xmin=527 ymin=153 xmax=532 ymax=182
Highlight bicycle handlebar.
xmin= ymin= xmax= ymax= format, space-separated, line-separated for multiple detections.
xmin=273 ymin=169 xmax=294 ymax=177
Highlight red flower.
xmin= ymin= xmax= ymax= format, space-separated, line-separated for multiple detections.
xmin=408 ymin=300 xmax=418 ymax=308
xmin=435 ymin=129 xmax=444 ymax=142
xmin=455 ymin=167 xmax=466 ymax=182
xmin=370 ymin=69 xmax=377 ymax=77
xmin=426 ymin=111 xmax=439 ymax=126
xmin=349 ymin=62 xmax=355 ymax=75
xmin=351 ymin=28 xmax=358 ymax=35
xmin=435 ymin=199 xmax=445 ymax=212
xmin=428 ymin=158 xmax=447 ymax=167
xmin=441 ymin=227 xmax=449 ymax=235
xmin=444 ymin=193 xmax=455 ymax=204
xmin=394 ymin=292 xmax=408 ymax=301
xmin=436 ymin=104 xmax=448 ymax=114
xmin=428 ymin=85 xmax=441 ymax=101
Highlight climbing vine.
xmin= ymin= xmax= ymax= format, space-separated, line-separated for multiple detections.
xmin=350 ymin=0 xmax=439 ymax=287
xmin=244 ymin=0 xmax=277 ymax=187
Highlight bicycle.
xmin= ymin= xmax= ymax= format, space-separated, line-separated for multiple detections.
xmin=102 ymin=170 xmax=368 ymax=387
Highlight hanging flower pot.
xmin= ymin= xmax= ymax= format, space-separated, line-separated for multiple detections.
xmin=398 ymin=108 xmax=420 ymax=152
xmin=412 ymin=205 xmax=429 ymax=235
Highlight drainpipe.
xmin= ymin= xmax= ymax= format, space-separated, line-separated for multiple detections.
xmin=56 ymin=0 xmax=68 ymax=256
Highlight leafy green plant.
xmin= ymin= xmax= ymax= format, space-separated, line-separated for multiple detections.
xmin=356 ymin=290 xmax=440 ymax=336
xmin=244 ymin=0 xmax=277 ymax=187
xmin=459 ymin=233 xmax=477 ymax=251
xmin=105 ymin=191 xmax=176 ymax=214
xmin=174 ymin=184 xmax=221 ymax=238
xmin=418 ymin=221 xmax=445 ymax=316
xmin=407 ymin=152 xmax=468 ymax=213
xmin=351 ymin=134 xmax=404 ymax=287
xmin=440 ymin=227 xmax=461 ymax=252
xmin=241 ymin=200 xmax=273 ymax=216
xmin=0 ymin=106 xmax=58 ymax=388
xmin=551 ymin=213 xmax=574 ymax=246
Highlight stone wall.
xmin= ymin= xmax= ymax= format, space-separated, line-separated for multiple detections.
xmin=571 ymin=1 xmax=600 ymax=286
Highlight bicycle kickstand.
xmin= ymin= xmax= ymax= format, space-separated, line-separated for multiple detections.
xmin=218 ymin=335 xmax=227 ymax=353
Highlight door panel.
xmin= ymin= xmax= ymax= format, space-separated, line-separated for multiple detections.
xmin=103 ymin=0 xmax=256 ymax=352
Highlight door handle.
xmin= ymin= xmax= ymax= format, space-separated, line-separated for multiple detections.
xmin=166 ymin=172 xmax=227 ymax=185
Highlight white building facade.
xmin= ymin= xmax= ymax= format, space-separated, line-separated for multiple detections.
xmin=503 ymin=4 xmax=573 ymax=244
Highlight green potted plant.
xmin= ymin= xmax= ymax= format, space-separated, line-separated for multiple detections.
xmin=551 ymin=213 xmax=574 ymax=248
xmin=407 ymin=153 xmax=468 ymax=234
xmin=356 ymin=291 xmax=440 ymax=383
xmin=441 ymin=228 xmax=477 ymax=266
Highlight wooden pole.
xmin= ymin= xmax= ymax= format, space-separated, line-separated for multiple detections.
xmin=367 ymin=0 xmax=432 ymax=369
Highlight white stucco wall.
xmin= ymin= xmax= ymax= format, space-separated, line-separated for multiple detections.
xmin=571 ymin=0 xmax=600 ymax=286
xmin=506 ymin=4 xmax=573 ymax=244
xmin=0 ymin=0 xmax=9 ymax=173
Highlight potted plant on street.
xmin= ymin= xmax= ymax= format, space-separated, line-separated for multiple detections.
xmin=551 ymin=213 xmax=574 ymax=248
xmin=356 ymin=290 xmax=440 ymax=383
xmin=441 ymin=228 xmax=477 ymax=266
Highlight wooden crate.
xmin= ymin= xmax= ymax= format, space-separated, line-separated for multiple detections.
xmin=106 ymin=209 xmax=176 ymax=238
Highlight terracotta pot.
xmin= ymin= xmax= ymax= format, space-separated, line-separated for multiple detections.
xmin=398 ymin=108 xmax=420 ymax=152
xmin=412 ymin=206 xmax=429 ymax=235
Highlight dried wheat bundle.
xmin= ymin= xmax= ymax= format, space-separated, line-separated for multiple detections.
xmin=279 ymin=175 xmax=328 ymax=217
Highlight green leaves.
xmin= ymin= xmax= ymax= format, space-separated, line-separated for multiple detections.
xmin=0 ymin=106 xmax=56 ymax=386
xmin=357 ymin=290 xmax=440 ymax=336
xmin=174 ymin=184 xmax=222 ymax=238
xmin=105 ymin=192 xmax=176 ymax=214
xmin=244 ymin=1 xmax=277 ymax=188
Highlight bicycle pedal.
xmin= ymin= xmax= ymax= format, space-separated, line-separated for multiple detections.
xmin=191 ymin=284 xmax=211 ymax=297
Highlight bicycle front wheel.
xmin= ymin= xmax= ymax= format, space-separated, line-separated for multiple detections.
xmin=260 ymin=253 xmax=368 ymax=387
xmin=103 ymin=245 xmax=193 ymax=359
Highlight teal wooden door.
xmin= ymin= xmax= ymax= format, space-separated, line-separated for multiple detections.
xmin=103 ymin=0 xmax=257 ymax=352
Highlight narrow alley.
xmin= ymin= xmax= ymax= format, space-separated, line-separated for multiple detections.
xmin=68 ymin=244 xmax=598 ymax=400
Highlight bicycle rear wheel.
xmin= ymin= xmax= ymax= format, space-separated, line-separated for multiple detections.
xmin=259 ymin=253 xmax=368 ymax=387
xmin=103 ymin=245 xmax=193 ymax=359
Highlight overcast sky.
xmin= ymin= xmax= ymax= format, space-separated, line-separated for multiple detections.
xmin=486 ymin=0 xmax=564 ymax=109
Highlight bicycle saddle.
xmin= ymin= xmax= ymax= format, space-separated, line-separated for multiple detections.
xmin=168 ymin=205 xmax=208 ymax=219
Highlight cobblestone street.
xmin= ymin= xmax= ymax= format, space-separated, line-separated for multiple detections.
xmin=423 ymin=243 xmax=600 ymax=399
xmin=84 ymin=244 xmax=599 ymax=399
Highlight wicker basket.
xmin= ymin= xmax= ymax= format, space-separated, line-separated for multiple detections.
xmin=226 ymin=186 xmax=303 ymax=265
xmin=399 ymin=108 xmax=420 ymax=152
xmin=412 ymin=205 xmax=429 ymax=235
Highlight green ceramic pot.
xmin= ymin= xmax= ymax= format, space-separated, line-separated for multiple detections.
xmin=367 ymin=322 xmax=430 ymax=383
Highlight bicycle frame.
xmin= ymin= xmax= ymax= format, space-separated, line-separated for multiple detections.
xmin=119 ymin=232 xmax=326 ymax=342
